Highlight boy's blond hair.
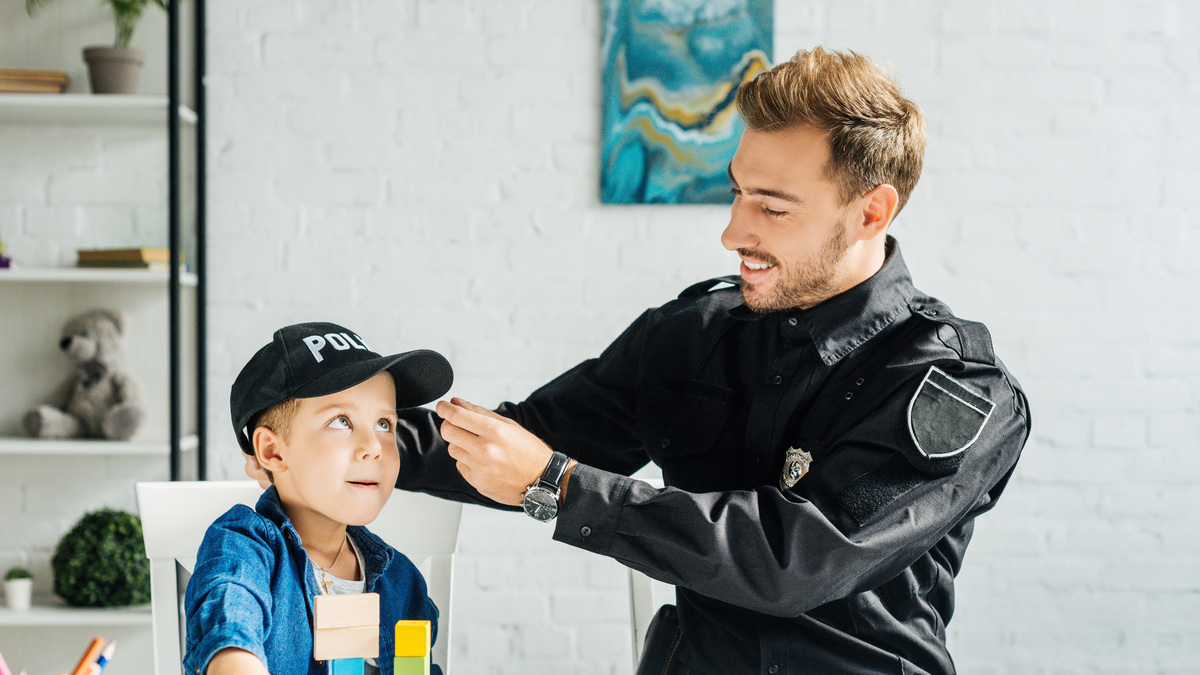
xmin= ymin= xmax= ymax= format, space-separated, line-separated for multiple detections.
xmin=249 ymin=398 xmax=302 ymax=483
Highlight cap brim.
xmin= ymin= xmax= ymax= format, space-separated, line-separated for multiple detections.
xmin=291 ymin=348 xmax=453 ymax=409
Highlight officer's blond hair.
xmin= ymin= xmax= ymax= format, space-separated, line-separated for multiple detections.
xmin=736 ymin=46 xmax=926 ymax=215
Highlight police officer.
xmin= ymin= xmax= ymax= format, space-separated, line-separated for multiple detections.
xmin=255 ymin=47 xmax=1031 ymax=673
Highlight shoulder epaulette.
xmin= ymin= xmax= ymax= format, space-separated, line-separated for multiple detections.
xmin=679 ymin=275 xmax=742 ymax=298
xmin=908 ymin=300 xmax=996 ymax=366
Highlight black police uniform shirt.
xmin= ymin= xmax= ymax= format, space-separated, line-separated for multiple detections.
xmin=396 ymin=237 xmax=1031 ymax=675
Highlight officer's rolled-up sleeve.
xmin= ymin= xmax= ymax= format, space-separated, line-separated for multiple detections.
xmin=553 ymin=366 xmax=1030 ymax=618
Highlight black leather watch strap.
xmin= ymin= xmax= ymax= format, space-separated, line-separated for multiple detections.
xmin=538 ymin=451 xmax=570 ymax=491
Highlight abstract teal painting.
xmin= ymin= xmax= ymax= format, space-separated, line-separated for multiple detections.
xmin=602 ymin=0 xmax=773 ymax=204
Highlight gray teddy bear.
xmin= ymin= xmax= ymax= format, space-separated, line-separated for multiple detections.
xmin=23 ymin=309 xmax=145 ymax=441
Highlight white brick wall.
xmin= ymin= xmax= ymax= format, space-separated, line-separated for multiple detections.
xmin=3 ymin=0 xmax=1194 ymax=672
xmin=201 ymin=1 xmax=1200 ymax=672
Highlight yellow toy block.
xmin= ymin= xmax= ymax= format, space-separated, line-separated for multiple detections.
xmin=313 ymin=625 xmax=379 ymax=661
xmin=393 ymin=620 xmax=431 ymax=657
xmin=393 ymin=655 xmax=430 ymax=675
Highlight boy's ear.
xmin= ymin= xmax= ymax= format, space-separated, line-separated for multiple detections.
xmin=253 ymin=427 xmax=288 ymax=475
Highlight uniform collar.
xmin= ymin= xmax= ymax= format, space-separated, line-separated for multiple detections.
xmin=731 ymin=236 xmax=917 ymax=366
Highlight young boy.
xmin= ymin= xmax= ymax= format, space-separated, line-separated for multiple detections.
xmin=183 ymin=322 xmax=453 ymax=675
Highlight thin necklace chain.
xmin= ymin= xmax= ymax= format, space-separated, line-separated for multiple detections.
xmin=310 ymin=535 xmax=348 ymax=595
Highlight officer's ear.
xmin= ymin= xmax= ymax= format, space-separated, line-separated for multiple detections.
xmin=854 ymin=183 xmax=899 ymax=242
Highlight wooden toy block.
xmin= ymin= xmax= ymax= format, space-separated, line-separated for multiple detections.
xmin=314 ymin=593 xmax=380 ymax=629
xmin=329 ymin=658 xmax=365 ymax=675
xmin=313 ymin=626 xmax=379 ymax=661
xmin=393 ymin=655 xmax=430 ymax=675
xmin=393 ymin=620 xmax=431 ymax=657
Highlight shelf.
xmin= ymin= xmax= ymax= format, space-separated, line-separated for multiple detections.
xmin=0 ymin=267 xmax=197 ymax=287
xmin=0 ymin=94 xmax=197 ymax=126
xmin=0 ymin=435 xmax=198 ymax=456
xmin=0 ymin=602 xmax=151 ymax=627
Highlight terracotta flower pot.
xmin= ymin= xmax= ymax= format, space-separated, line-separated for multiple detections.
xmin=4 ymin=578 xmax=32 ymax=611
xmin=82 ymin=46 xmax=145 ymax=94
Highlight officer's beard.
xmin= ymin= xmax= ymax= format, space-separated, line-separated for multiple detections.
xmin=740 ymin=218 xmax=851 ymax=313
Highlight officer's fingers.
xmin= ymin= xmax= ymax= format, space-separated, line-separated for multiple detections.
xmin=449 ymin=397 xmax=518 ymax=427
xmin=452 ymin=456 xmax=473 ymax=483
xmin=439 ymin=421 xmax=480 ymax=455
xmin=438 ymin=398 xmax=510 ymax=438
xmin=243 ymin=454 xmax=271 ymax=490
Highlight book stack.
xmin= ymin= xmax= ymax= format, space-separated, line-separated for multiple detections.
xmin=0 ymin=69 xmax=69 ymax=94
xmin=77 ymin=247 xmax=172 ymax=270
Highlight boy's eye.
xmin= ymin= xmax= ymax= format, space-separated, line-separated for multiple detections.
xmin=329 ymin=416 xmax=350 ymax=429
xmin=375 ymin=418 xmax=393 ymax=432
xmin=762 ymin=204 xmax=787 ymax=218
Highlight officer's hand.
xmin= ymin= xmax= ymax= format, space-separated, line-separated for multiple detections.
xmin=437 ymin=397 xmax=552 ymax=506
xmin=243 ymin=453 xmax=271 ymax=490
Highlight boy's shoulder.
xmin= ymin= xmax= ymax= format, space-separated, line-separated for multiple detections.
xmin=201 ymin=502 xmax=286 ymax=553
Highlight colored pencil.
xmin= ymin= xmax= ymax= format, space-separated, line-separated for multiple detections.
xmin=68 ymin=637 xmax=104 ymax=675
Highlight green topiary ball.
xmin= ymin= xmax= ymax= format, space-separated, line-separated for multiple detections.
xmin=51 ymin=508 xmax=150 ymax=607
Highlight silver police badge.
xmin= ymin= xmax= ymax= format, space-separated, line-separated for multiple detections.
xmin=780 ymin=446 xmax=813 ymax=490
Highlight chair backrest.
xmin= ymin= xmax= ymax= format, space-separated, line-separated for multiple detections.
xmin=626 ymin=477 xmax=674 ymax=671
xmin=137 ymin=481 xmax=461 ymax=675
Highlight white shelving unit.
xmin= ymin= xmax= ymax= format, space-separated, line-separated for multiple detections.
xmin=0 ymin=267 xmax=199 ymax=444
xmin=0 ymin=603 xmax=152 ymax=627
xmin=1 ymin=51 xmax=204 ymax=675
xmin=0 ymin=266 xmax=198 ymax=286
xmin=0 ymin=93 xmax=196 ymax=126
xmin=0 ymin=436 xmax=198 ymax=456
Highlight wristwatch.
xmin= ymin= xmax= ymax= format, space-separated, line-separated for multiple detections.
xmin=522 ymin=451 xmax=570 ymax=522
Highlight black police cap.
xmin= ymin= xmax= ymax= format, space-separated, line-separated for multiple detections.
xmin=230 ymin=321 xmax=452 ymax=454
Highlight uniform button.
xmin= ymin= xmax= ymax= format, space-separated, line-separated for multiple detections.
xmin=773 ymin=375 xmax=783 ymax=385
xmin=661 ymin=438 xmax=671 ymax=448
xmin=787 ymin=317 xmax=798 ymax=326
xmin=769 ymin=666 xmax=779 ymax=674
xmin=581 ymin=526 xmax=592 ymax=537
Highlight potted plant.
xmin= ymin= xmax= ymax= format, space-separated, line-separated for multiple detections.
xmin=52 ymin=508 xmax=150 ymax=607
xmin=4 ymin=567 xmax=33 ymax=611
xmin=25 ymin=0 xmax=167 ymax=94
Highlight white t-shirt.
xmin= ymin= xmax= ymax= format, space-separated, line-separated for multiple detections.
xmin=314 ymin=537 xmax=380 ymax=675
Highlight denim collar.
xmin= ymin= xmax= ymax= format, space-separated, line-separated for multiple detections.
xmin=255 ymin=485 xmax=395 ymax=587
xmin=729 ymin=236 xmax=917 ymax=366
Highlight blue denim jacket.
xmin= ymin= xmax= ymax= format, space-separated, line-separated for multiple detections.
xmin=183 ymin=487 xmax=441 ymax=675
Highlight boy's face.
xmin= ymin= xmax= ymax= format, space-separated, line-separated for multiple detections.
xmin=260 ymin=371 xmax=400 ymax=530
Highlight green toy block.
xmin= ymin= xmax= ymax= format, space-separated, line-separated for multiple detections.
xmin=393 ymin=655 xmax=430 ymax=675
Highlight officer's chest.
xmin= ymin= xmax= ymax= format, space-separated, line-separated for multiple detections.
xmin=637 ymin=314 xmax=824 ymax=492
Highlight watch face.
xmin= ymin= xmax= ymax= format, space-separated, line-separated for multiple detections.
xmin=523 ymin=487 xmax=559 ymax=522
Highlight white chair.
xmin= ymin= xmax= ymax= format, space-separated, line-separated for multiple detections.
xmin=628 ymin=567 xmax=675 ymax=671
xmin=626 ymin=475 xmax=674 ymax=671
xmin=137 ymin=481 xmax=461 ymax=675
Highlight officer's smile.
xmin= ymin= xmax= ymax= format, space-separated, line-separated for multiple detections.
xmin=738 ymin=251 xmax=779 ymax=283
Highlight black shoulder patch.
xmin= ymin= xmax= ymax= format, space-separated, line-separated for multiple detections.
xmin=905 ymin=366 xmax=994 ymax=474
xmin=679 ymin=275 xmax=741 ymax=298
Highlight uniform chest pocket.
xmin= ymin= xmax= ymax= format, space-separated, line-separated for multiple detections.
xmin=637 ymin=377 xmax=732 ymax=461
